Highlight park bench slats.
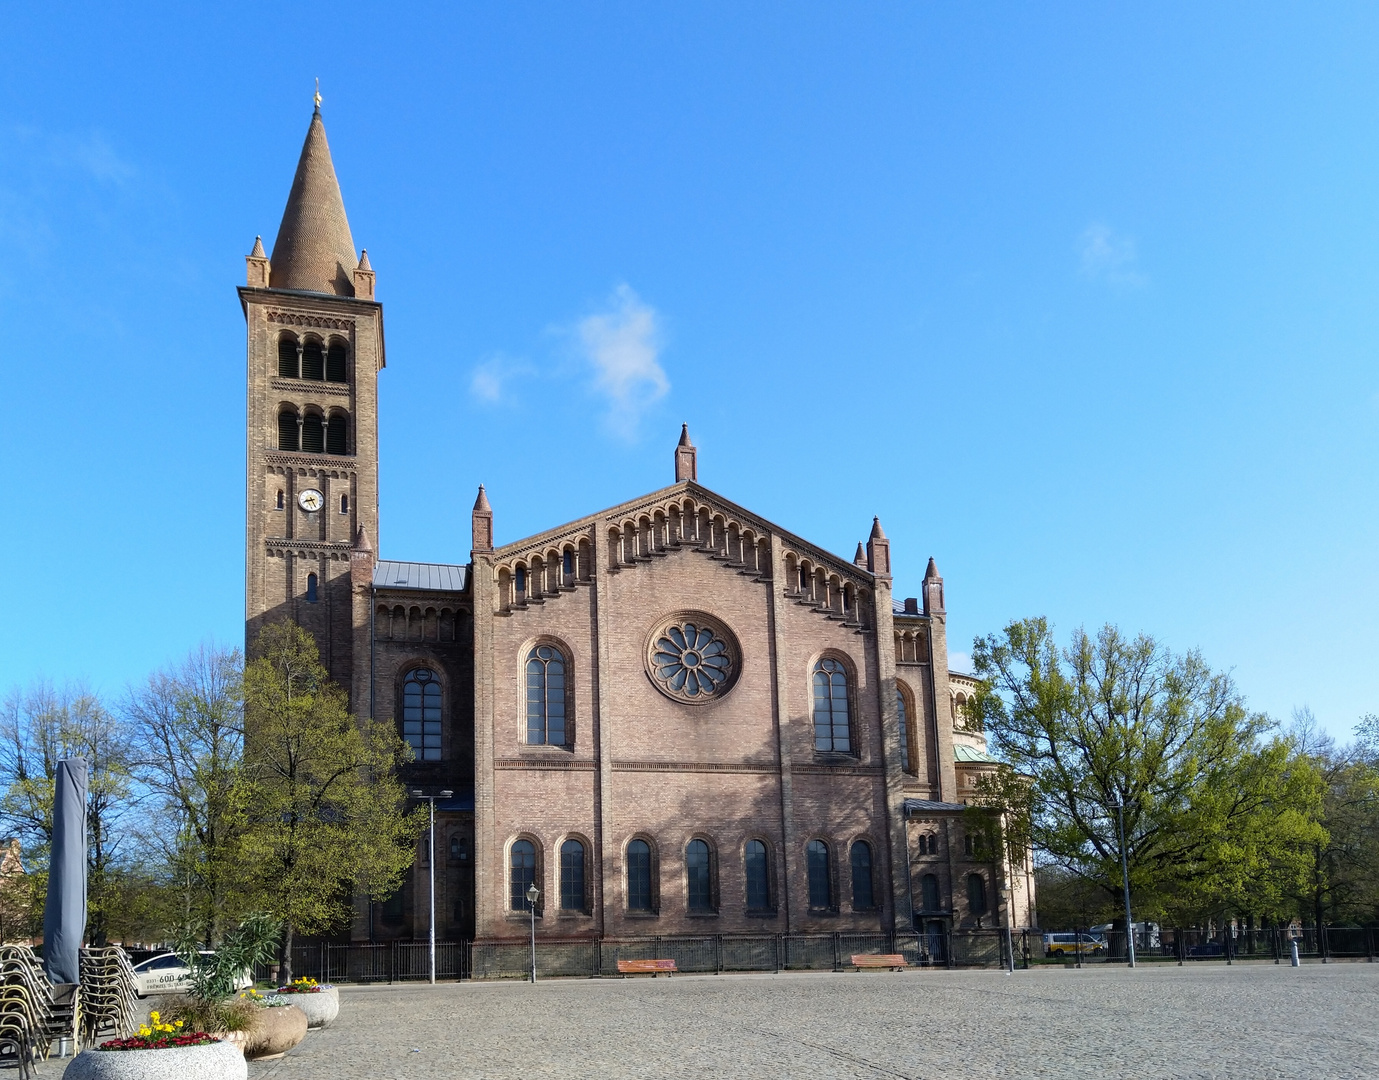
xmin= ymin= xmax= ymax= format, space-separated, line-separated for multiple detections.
xmin=850 ymin=953 xmax=908 ymax=971
xmin=616 ymin=959 xmax=677 ymax=977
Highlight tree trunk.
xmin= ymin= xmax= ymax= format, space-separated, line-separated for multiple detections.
xmin=279 ymin=923 xmax=295 ymax=985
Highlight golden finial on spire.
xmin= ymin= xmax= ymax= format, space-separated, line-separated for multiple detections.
xmin=313 ymin=78 xmax=322 ymax=111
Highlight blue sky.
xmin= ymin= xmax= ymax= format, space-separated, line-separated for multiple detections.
xmin=1 ymin=4 xmax=1375 ymax=739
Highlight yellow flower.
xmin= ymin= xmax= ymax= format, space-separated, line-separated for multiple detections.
xmin=136 ymin=1025 xmax=151 ymax=1037
xmin=149 ymin=1011 xmax=160 ymax=1024
xmin=175 ymin=1020 xmax=184 ymax=1028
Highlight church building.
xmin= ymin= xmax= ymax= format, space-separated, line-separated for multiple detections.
xmin=241 ymin=104 xmax=1034 ymax=952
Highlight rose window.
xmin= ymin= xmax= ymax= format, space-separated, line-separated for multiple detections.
xmin=647 ymin=617 xmax=738 ymax=703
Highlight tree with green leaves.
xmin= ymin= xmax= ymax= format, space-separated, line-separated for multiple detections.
xmin=126 ymin=644 xmax=248 ymax=946
xmin=240 ymin=622 xmax=423 ymax=980
xmin=970 ymin=618 xmax=1325 ymax=929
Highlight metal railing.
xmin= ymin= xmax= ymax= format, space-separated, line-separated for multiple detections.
xmin=254 ymin=929 xmax=1018 ymax=983
xmin=1036 ymin=926 xmax=1378 ymax=965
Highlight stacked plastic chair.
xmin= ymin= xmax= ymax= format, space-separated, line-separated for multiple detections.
xmin=0 ymin=945 xmax=62 ymax=1078
xmin=78 ymin=947 xmax=138 ymax=1045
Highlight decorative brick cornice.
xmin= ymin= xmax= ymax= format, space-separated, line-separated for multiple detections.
xmin=264 ymin=538 xmax=352 ymax=559
xmin=494 ymin=758 xmax=597 ymax=771
xmin=612 ymin=760 xmax=777 ymax=774
xmin=794 ymin=764 xmax=885 ymax=777
xmin=270 ymin=377 xmax=351 ymax=398
xmin=266 ymin=310 xmax=355 ymax=332
xmin=263 ymin=451 xmax=357 ymax=472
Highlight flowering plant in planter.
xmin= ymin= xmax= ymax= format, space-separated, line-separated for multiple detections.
xmin=99 ymin=1012 xmax=216 ymax=1051
xmin=275 ymin=976 xmax=327 ymax=994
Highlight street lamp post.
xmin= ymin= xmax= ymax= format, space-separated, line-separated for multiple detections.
xmin=410 ymin=788 xmax=454 ymax=985
xmin=1111 ymin=801 xmax=1136 ymax=968
xmin=526 ymin=884 xmax=540 ymax=983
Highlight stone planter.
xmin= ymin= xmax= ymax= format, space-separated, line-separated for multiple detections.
xmin=244 ymin=1004 xmax=308 ymax=1060
xmin=272 ymin=985 xmax=339 ymax=1028
xmin=64 ymin=1038 xmax=247 ymax=1080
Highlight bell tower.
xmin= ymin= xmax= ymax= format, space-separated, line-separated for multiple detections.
xmin=240 ymin=99 xmax=383 ymax=701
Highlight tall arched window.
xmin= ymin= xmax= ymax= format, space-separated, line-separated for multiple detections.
xmin=560 ymin=839 xmax=586 ymax=912
xmin=277 ymin=410 xmax=299 ymax=451
xmin=277 ymin=335 xmax=299 ymax=378
xmin=301 ymin=339 xmax=324 ymax=381
xmin=301 ymin=414 xmax=324 ymax=453
xmin=510 ymin=839 xmax=536 ymax=911
xmin=812 ymin=658 xmax=852 ymax=753
xmin=850 ymin=840 xmax=874 ymax=910
xmin=921 ymin=873 xmax=941 ymax=912
xmin=402 ymin=668 xmax=442 ymax=761
xmin=525 ymin=645 xmax=567 ymax=746
xmin=896 ymin=688 xmax=912 ymax=773
xmin=967 ymin=873 xmax=988 ymax=917
xmin=745 ymin=839 xmax=771 ymax=911
xmin=806 ymin=840 xmax=832 ymax=910
xmin=326 ymin=342 xmax=347 ymax=383
xmin=626 ymin=839 xmax=653 ymax=912
xmin=305 ymin=573 xmax=318 ymax=603
xmin=326 ymin=413 xmax=347 ymax=455
xmin=686 ymin=839 xmax=713 ymax=913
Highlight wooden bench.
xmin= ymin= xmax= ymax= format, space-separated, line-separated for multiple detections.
xmin=616 ymin=958 xmax=677 ymax=978
xmin=850 ymin=953 xmax=908 ymax=972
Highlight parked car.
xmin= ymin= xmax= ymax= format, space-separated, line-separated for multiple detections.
xmin=1043 ymin=932 xmax=1106 ymax=956
xmin=131 ymin=951 xmax=253 ymax=998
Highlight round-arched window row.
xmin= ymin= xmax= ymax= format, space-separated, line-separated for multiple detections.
xmin=502 ymin=833 xmax=879 ymax=916
xmin=277 ymin=332 xmax=348 ymax=384
xmin=277 ymin=408 xmax=348 ymax=455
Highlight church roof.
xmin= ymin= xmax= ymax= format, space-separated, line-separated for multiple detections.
xmin=954 ymin=744 xmax=1000 ymax=764
xmin=903 ymin=798 xmax=969 ymax=814
xmin=373 ymin=560 xmax=468 ymax=593
xmin=270 ymin=108 xmax=358 ymax=296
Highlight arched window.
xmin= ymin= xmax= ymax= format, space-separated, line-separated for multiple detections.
xmin=812 ymin=658 xmax=852 ymax=753
xmin=326 ymin=342 xmax=347 ymax=383
xmin=277 ymin=411 xmax=299 ymax=451
xmin=525 ymin=645 xmax=567 ymax=746
xmin=562 ymin=550 xmax=574 ymax=581
xmin=305 ymin=573 xmax=318 ymax=603
xmin=276 ymin=489 xmax=284 ymax=510
xmin=921 ymin=873 xmax=940 ymax=912
xmin=896 ymin=688 xmax=912 ymax=773
xmin=927 ymin=834 xmax=938 ymax=856
xmin=626 ymin=839 xmax=653 ymax=912
xmin=745 ymin=839 xmax=771 ymax=911
xmin=967 ymin=873 xmax=988 ymax=917
xmin=850 ymin=840 xmax=874 ymax=910
xmin=402 ymin=668 xmax=442 ymax=761
xmin=340 ymin=493 xmax=349 ymax=515
xmin=560 ymin=839 xmax=586 ymax=912
xmin=515 ymin=567 xmax=527 ymax=597
xmin=301 ymin=414 xmax=324 ymax=453
xmin=510 ymin=839 xmax=536 ymax=911
xmin=277 ymin=335 xmax=299 ymax=378
xmin=326 ymin=413 xmax=346 ymax=455
xmin=686 ymin=839 xmax=713 ymax=913
xmin=301 ymin=339 xmax=324 ymax=380
xmin=806 ymin=840 xmax=832 ymax=910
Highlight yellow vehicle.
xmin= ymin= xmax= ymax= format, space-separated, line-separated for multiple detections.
xmin=1043 ymin=932 xmax=1106 ymax=957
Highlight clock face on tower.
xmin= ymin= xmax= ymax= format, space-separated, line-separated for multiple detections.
xmin=298 ymin=488 xmax=324 ymax=513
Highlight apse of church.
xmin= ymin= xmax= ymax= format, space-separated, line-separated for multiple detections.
xmin=242 ymin=104 xmax=1033 ymax=948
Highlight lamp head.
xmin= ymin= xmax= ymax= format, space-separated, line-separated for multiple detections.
xmin=525 ymin=884 xmax=539 ymax=903
xmin=440 ymin=789 xmax=454 ymax=798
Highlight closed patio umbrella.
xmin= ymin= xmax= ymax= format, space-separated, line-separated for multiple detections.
xmin=42 ymin=758 xmax=87 ymax=987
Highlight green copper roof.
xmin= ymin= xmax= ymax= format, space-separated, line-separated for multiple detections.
xmin=953 ymin=744 xmax=999 ymax=764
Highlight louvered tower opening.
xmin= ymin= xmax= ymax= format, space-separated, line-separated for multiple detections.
xmin=278 ymin=335 xmax=299 ymax=378
xmin=326 ymin=343 xmax=347 ymax=383
xmin=278 ymin=410 xmax=299 ymax=451
xmin=301 ymin=414 xmax=324 ymax=453
xmin=302 ymin=340 xmax=324 ymax=381
xmin=326 ymin=414 xmax=347 ymax=455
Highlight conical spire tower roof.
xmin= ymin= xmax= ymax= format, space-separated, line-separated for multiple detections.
xmin=270 ymin=107 xmax=358 ymax=296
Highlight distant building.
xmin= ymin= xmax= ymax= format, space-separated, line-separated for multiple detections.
xmin=241 ymin=104 xmax=1035 ymax=945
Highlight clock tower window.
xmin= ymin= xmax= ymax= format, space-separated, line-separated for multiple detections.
xmin=301 ymin=339 xmax=324 ymax=381
xmin=302 ymin=414 xmax=324 ymax=453
xmin=326 ymin=413 xmax=347 ymax=455
xmin=277 ymin=334 xmax=300 ymax=378
xmin=277 ymin=410 xmax=299 ymax=452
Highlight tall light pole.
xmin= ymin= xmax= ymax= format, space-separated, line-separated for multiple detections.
xmin=1111 ymin=801 xmax=1136 ymax=968
xmin=410 ymin=788 xmax=454 ymax=985
xmin=526 ymin=883 xmax=540 ymax=983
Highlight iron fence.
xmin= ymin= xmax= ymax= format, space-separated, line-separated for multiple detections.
xmin=1034 ymin=926 xmax=1378 ymax=965
xmin=253 ymin=929 xmax=1018 ymax=983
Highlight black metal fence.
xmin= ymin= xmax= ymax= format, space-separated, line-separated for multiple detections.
xmin=1041 ymin=926 xmax=1378 ymax=965
xmin=255 ymin=929 xmax=1016 ymax=983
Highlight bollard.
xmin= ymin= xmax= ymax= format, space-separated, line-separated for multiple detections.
xmin=1290 ymin=940 xmax=1300 ymax=967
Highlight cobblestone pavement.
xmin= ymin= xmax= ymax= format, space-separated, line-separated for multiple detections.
xmin=36 ymin=963 xmax=1379 ymax=1079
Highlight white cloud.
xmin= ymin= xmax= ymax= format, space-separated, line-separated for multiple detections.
xmin=1079 ymin=222 xmax=1146 ymax=286
xmin=576 ymin=284 xmax=669 ymax=437
xmin=469 ymin=354 xmax=534 ymax=404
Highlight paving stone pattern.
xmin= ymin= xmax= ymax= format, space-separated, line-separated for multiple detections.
xmin=38 ymin=964 xmax=1379 ymax=1079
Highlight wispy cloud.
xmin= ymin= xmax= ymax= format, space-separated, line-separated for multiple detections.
xmin=469 ymin=354 xmax=535 ymax=404
xmin=1079 ymin=222 xmax=1146 ymax=286
xmin=576 ymin=284 xmax=669 ymax=438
